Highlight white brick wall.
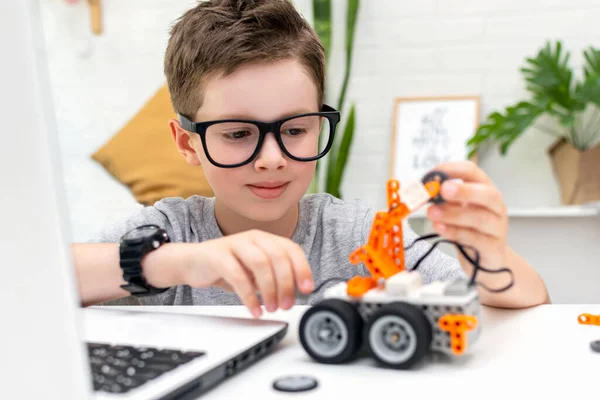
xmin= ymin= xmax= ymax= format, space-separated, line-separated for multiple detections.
xmin=40 ymin=0 xmax=600 ymax=240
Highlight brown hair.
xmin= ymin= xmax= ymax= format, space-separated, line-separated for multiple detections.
xmin=164 ymin=0 xmax=326 ymax=119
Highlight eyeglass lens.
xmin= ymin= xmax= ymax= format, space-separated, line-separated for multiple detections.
xmin=204 ymin=115 xmax=331 ymax=165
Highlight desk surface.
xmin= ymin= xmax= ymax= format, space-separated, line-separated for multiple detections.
xmin=98 ymin=304 xmax=600 ymax=399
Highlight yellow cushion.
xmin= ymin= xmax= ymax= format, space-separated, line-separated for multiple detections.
xmin=91 ymin=84 xmax=213 ymax=205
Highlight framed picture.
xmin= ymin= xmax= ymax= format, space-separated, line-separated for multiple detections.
xmin=389 ymin=96 xmax=480 ymax=183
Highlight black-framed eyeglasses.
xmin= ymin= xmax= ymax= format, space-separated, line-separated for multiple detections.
xmin=178 ymin=104 xmax=341 ymax=168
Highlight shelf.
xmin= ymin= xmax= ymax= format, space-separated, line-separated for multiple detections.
xmin=406 ymin=203 xmax=600 ymax=219
xmin=507 ymin=204 xmax=600 ymax=217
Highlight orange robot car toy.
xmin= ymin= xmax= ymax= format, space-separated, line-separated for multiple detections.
xmin=298 ymin=171 xmax=513 ymax=369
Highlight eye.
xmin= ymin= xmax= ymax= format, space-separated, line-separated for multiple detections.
xmin=225 ymin=130 xmax=252 ymax=140
xmin=284 ymin=128 xmax=306 ymax=136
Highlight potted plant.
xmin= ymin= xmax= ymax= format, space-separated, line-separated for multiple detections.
xmin=467 ymin=40 xmax=600 ymax=205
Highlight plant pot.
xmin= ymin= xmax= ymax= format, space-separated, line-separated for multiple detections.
xmin=548 ymin=138 xmax=600 ymax=205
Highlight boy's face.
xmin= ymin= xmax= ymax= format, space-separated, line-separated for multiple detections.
xmin=177 ymin=58 xmax=319 ymax=222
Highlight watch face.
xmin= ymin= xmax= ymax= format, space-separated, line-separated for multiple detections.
xmin=123 ymin=225 xmax=159 ymax=241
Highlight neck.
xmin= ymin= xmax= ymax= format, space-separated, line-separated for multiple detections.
xmin=214 ymin=199 xmax=299 ymax=238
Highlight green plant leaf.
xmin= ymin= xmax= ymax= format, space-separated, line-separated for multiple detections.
xmin=467 ymin=101 xmax=544 ymax=156
xmin=337 ymin=0 xmax=359 ymax=112
xmin=583 ymin=46 xmax=600 ymax=78
xmin=312 ymin=0 xmax=331 ymax=67
xmin=327 ymin=104 xmax=355 ymax=198
xmin=576 ymin=75 xmax=600 ymax=109
xmin=576 ymin=46 xmax=600 ymax=109
xmin=310 ymin=0 xmax=359 ymax=198
xmin=520 ymin=40 xmax=585 ymax=114
xmin=311 ymin=0 xmax=332 ymax=193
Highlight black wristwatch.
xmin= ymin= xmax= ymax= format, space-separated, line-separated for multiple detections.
xmin=119 ymin=224 xmax=171 ymax=297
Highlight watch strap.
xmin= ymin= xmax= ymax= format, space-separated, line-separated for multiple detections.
xmin=119 ymin=227 xmax=170 ymax=297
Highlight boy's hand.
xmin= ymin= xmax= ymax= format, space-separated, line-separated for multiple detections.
xmin=425 ymin=161 xmax=509 ymax=271
xmin=176 ymin=230 xmax=314 ymax=318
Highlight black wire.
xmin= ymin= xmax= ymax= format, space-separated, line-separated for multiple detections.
xmin=404 ymin=233 xmax=515 ymax=293
xmin=300 ymin=233 xmax=515 ymax=301
xmin=311 ymin=277 xmax=351 ymax=294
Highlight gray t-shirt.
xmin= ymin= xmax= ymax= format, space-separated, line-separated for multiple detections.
xmin=90 ymin=193 xmax=466 ymax=306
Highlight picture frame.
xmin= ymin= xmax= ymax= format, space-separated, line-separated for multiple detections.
xmin=389 ymin=96 xmax=480 ymax=183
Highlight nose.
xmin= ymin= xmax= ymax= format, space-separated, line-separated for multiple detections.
xmin=254 ymin=133 xmax=287 ymax=171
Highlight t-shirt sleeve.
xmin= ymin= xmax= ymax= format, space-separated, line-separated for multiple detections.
xmin=87 ymin=204 xmax=173 ymax=243
xmin=359 ymin=205 xmax=467 ymax=284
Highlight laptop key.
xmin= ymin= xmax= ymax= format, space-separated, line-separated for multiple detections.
xmin=183 ymin=351 xmax=206 ymax=358
xmin=109 ymin=357 xmax=130 ymax=370
xmin=100 ymin=365 xmax=121 ymax=378
xmin=126 ymin=366 xmax=160 ymax=381
xmin=144 ymin=362 xmax=178 ymax=373
xmin=89 ymin=356 xmax=105 ymax=367
xmin=151 ymin=353 xmax=187 ymax=364
xmin=153 ymin=350 xmax=204 ymax=364
xmin=116 ymin=374 xmax=143 ymax=389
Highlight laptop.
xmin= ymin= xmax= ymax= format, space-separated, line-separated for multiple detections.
xmin=1 ymin=1 xmax=288 ymax=399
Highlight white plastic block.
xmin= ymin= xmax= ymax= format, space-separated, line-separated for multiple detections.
xmin=385 ymin=270 xmax=423 ymax=295
xmin=400 ymin=180 xmax=431 ymax=210
xmin=322 ymin=282 xmax=350 ymax=300
xmin=416 ymin=281 xmax=450 ymax=298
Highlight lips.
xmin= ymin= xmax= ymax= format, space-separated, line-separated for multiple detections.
xmin=247 ymin=181 xmax=290 ymax=199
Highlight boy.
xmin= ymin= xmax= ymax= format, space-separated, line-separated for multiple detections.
xmin=73 ymin=0 xmax=550 ymax=318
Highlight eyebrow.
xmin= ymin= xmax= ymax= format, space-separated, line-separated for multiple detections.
xmin=212 ymin=109 xmax=316 ymax=121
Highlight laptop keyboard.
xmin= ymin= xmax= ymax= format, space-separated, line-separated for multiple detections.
xmin=87 ymin=342 xmax=205 ymax=394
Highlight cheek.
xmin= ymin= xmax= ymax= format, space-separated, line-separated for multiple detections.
xmin=291 ymin=160 xmax=316 ymax=183
xmin=202 ymin=165 xmax=246 ymax=196
xmin=193 ymin=143 xmax=244 ymax=195
xmin=286 ymin=161 xmax=316 ymax=192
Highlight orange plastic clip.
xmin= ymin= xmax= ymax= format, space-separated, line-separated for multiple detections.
xmin=438 ymin=314 xmax=478 ymax=356
xmin=578 ymin=313 xmax=600 ymax=326
xmin=346 ymin=276 xmax=377 ymax=297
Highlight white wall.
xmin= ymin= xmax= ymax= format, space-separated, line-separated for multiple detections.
xmin=40 ymin=0 xmax=600 ymax=302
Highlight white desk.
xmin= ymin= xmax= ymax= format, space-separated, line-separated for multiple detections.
xmin=96 ymin=304 xmax=600 ymax=399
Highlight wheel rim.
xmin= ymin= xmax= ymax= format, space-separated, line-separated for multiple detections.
xmin=303 ymin=310 xmax=349 ymax=358
xmin=368 ymin=315 xmax=417 ymax=364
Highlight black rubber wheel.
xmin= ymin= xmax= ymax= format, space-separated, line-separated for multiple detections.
xmin=299 ymin=298 xmax=363 ymax=364
xmin=421 ymin=170 xmax=449 ymax=204
xmin=365 ymin=302 xmax=432 ymax=369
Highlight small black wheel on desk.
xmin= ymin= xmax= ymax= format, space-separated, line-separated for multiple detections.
xmin=298 ymin=298 xmax=363 ymax=364
xmin=272 ymin=375 xmax=319 ymax=392
xmin=590 ymin=340 xmax=600 ymax=353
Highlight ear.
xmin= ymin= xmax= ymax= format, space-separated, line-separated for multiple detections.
xmin=169 ymin=118 xmax=202 ymax=166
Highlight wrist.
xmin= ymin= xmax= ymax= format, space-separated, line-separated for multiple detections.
xmin=142 ymin=243 xmax=188 ymax=288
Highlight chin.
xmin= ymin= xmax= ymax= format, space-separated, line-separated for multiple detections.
xmin=243 ymin=206 xmax=288 ymax=222
xmin=243 ymin=188 xmax=304 ymax=222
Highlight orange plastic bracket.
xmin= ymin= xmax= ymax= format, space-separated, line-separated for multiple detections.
xmin=578 ymin=313 xmax=600 ymax=326
xmin=439 ymin=314 xmax=478 ymax=356
xmin=346 ymin=276 xmax=377 ymax=298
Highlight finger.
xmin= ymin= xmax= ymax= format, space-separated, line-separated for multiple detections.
xmin=253 ymin=236 xmax=295 ymax=311
xmin=220 ymin=254 xmax=262 ymax=318
xmin=276 ymin=238 xmax=313 ymax=294
xmin=431 ymin=222 xmax=502 ymax=257
xmin=439 ymin=181 xmax=506 ymax=216
xmin=213 ymin=278 xmax=234 ymax=292
xmin=231 ymin=240 xmax=278 ymax=312
xmin=427 ymin=203 xmax=505 ymax=238
xmin=431 ymin=160 xmax=492 ymax=184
